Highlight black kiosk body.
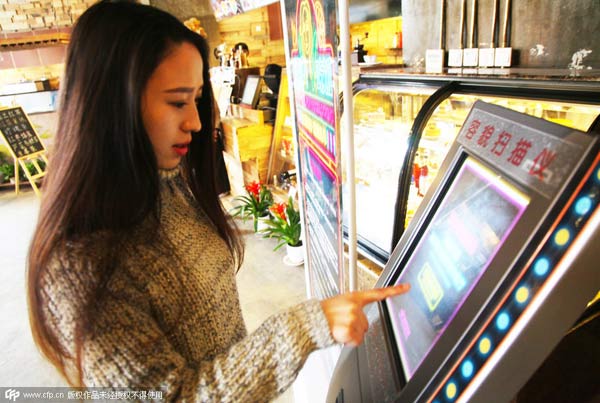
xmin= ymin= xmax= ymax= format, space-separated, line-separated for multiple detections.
xmin=327 ymin=101 xmax=600 ymax=403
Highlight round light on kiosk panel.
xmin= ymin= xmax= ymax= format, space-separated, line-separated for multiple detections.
xmin=445 ymin=381 xmax=458 ymax=400
xmin=515 ymin=286 xmax=530 ymax=304
xmin=533 ymin=257 xmax=550 ymax=277
xmin=554 ymin=228 xmax=570 ymax=246
xmin=478 ymin=336 xmax=492 ymax=355
xmin=461 ymin=359 xmax=475 ymax=379
xmin=574 ymin=196 xmax=592 ymax=216
xmin=496 ymin=311 xmax=511 ymax=331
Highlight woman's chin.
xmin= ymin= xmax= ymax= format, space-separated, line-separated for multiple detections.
xmin=157 ymin=157 xmax=181 ymax=170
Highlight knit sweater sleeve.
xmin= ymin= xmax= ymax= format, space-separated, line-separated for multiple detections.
xmin=82 ymin=287 xmax=334 ymax=402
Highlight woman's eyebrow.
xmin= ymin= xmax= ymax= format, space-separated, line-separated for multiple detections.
xmin=163 ymin=87 xmax=195 ymax=94
xmin=163 ymin=85 xmax=204 ymax=94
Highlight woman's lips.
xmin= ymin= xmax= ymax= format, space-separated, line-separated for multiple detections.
xmin=173 ymin=143 xmax=189 ymax=156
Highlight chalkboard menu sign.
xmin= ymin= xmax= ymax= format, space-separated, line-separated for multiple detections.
xmin=0 ymin=106 xmax=45 ymax=158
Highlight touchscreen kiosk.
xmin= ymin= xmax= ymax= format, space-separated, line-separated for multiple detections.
xmin=327 ymin=101 xmax=600 ymax=403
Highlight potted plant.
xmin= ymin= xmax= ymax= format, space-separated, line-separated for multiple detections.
xmin=229 ymin=180 xmax=273 ymax=232
xmin=20 ymin=162 xmax=33 ymax=180
xmin=0 ymin=163 xmax=14 ymax=184
xmin=261 ymin=196 xmax=304 ymax=264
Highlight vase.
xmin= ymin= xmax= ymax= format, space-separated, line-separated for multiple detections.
xmin=255 ymin=215 xmax=270 ymax=233
xmin=284 ymin=243 xmax=304 ymax=266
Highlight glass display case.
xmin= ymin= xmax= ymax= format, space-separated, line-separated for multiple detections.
xmin=342 ymin=68 xmax=600 ymax=267
xmin=343 ymin=85 xmax=433 ymax=264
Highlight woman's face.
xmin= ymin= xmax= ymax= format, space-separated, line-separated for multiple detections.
xmin=141 ymin=41 xmax=204 ymax=169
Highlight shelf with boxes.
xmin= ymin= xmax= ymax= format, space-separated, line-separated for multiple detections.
xmin=221 ymin=104 xmax=274 ymax=196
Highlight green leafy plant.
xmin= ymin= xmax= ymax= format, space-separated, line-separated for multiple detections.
xmin=261 ymin=196 xmax=302 ymax=250
xmin=0 ymin=163 xmax=13 ymax=183
xmin=32 ymin=158 xmax=46 ymax=172
xmin=229 ymin=181 xmax=273 ymax=231
xmin=20 ymin=160 xmax=45 ymax=180
xmin=0 ymin=159 xmax=46 ymax=183
xmin=21 ymin=162 xmax=34 ymax=180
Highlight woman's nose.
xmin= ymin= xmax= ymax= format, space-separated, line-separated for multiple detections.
xmin=183 ymin=106 xmax=202 ymax=132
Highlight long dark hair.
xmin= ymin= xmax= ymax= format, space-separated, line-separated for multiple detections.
xmin=27 ymin=0 xmax=243 ymax=385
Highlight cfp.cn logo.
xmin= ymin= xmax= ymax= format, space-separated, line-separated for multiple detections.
xmin=5 ymin=389 xmax=20 ymax=401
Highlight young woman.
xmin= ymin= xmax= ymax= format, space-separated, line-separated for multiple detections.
xmin=27 ymin=1 xmax=409 ymax=401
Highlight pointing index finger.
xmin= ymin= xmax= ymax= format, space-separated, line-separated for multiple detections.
xmin=355 ymin=283 xmax=410 ymax=306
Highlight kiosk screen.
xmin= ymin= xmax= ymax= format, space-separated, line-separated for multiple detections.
xmin=387 ymin=157 xmax=529 ymax=380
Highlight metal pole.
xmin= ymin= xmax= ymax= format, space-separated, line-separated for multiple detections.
xmin=469 ymin=0 xmax=477 ymax=48
xmin=491 ymin=0 xmax=498 ymax=46
xmin=439 ymin=0 xmax=445 ymax=50
xmin=501 ymin=0 xmax=511 ymax=47
xmin=338 ymin=0 xmax=357 ymax=292
xmin=459 ymin=0 xmax=466 ymax=49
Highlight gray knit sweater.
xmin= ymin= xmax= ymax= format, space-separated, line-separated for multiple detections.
xmin=41 ymin=167 xmax=334 ymax=402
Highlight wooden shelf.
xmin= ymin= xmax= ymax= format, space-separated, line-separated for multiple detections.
xmin=0 ymin=33 xmax=69 ymax=50
xmin=221 ymin=108 xmax=274 ymax=196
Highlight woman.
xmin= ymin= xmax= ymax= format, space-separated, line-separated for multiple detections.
xmin=27 ymin=1 xmax=409 ymax=401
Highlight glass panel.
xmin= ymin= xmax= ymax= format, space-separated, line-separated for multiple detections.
xmin=406 ymin=94 xmax=600 ymax=228
xmin=346 ymin=81 xmax=600 ymax=261
xmin=342 ymin=85 xmax=437 ymax=259
xmin=268 ymin=72 xmax=297 ymax=199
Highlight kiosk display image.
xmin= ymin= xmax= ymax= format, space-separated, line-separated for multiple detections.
xmin=387 ymin=158 xmax=528 ymax=379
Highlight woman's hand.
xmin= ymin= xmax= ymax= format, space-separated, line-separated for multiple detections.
xmin=320 ymin=283 xmax=410 ymax=346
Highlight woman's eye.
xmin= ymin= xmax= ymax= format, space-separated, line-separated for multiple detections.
xmin=170 ymin=101 xmax=187 ymax=108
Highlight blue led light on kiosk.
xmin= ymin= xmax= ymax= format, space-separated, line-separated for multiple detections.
xmin=461 ymin=359 xmax=475 ymax=379
xmin=533 ymin=257 xmax=550 ymax=277
xmin=574 ymin=196 xmax=593 ymax=216
xmin=496 ymin=311 xmax=511 ymax=331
